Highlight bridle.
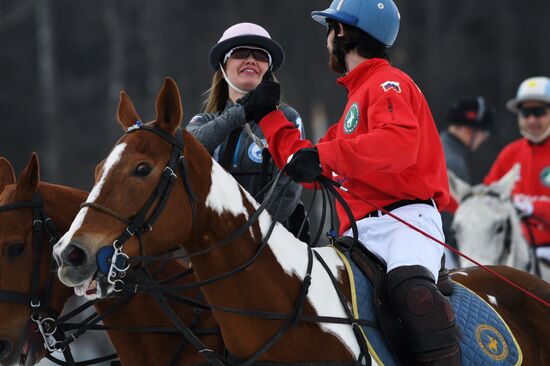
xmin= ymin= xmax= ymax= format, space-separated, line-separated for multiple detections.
xmin=81 ymin=124 xmax=234 ymax=366
xmin=81 ymin=123 xmax=373 ymax=366
xmin=0 ymin=193 xmax=80 ymax=364
xmin=81 ymin=124 xmax=198 ymax=292
xmin=0 ymin=193 xmax=127 ymax=365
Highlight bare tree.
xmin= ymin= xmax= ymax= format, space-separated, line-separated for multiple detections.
xmin=142 ymin=0 xmax=162 ymax=101
xmin=102 ymin=0 xmax=125 ymax=138
xmin=35 ymin=0 xmax=59 ymax=180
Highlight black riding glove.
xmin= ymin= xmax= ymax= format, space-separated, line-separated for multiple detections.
xmin=285 ymin=148 xmax=322 ymax=183
xmin=237 ymin=71 xmax=280 ymax=123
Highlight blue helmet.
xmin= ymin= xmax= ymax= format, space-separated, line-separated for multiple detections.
xmin=311 ymin=0 xmax=400 ymax=47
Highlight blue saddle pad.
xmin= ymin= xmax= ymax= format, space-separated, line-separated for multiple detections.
xmin=336 ymin=250 xmax=522 ymax=366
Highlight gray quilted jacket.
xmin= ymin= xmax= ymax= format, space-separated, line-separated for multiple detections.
xmin=186 ymin=101 xmax=305 ymax=223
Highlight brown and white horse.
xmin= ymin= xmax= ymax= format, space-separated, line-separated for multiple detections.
xmin=53 ymin=79 xmax=550 ymax=364
xmin=0 ymin=155 xmax=222 ymax=365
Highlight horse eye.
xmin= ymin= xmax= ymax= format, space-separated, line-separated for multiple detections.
xmin=6 ymin=242 xmax=25 ymax=260
xmin=495 ymin=224 xmax=504 ymax=234
xmin=133 ymin=163 xmax=152 ymax=178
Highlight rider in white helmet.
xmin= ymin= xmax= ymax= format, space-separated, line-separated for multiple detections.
xmin=485 ymin=77 xmax=550 ymax=260
xmin=186 ymin=22 xmax=309 ymax=242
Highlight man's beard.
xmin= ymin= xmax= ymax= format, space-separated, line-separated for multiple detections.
xmin=328 ymin=48 xmax=346 ymax=74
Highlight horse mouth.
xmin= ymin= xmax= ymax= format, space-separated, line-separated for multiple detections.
xmin=74 ymin=272 xmax=114 ymax=300
xmin=74 ymin=274 xmax=99 ymax=299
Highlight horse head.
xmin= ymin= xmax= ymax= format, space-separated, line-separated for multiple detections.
xmin=53 ymin=78 xmax=215 ymax=299
xmin=450 ymin=164 xmax=530 ymax=270
xmin=0 ymin=154 xmax=75 ymax=365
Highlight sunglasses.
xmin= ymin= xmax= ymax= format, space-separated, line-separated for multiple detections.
xmin=518 ymin=106 xmax=548 ymax=118
xmin=224 ymin=47 xmax=272 ymax=65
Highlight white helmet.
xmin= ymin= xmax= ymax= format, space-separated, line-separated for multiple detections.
xmin=506 ymin=76 xmax=550 ymax=143
xmin=506 ymin=76 xmax=550 ymax=112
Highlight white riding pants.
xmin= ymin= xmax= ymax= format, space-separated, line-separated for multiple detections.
xmin=343 ymin=203 xmax=445 ymax=282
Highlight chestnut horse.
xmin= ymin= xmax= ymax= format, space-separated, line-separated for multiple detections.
xmin=53 ymin=79 xmax=550 ymax=365
xmin=0 ymin=155 xmax=222 ymax=365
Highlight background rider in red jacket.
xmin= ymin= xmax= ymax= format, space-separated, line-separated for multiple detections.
xmin=485 ymin=76 xmax=550 ymax=262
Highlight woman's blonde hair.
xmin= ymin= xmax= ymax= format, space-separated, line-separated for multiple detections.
xmin=202 ymin=70 xmax=228 ymax=113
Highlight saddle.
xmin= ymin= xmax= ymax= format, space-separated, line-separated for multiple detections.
xmin=333 ymin=236 xmax=455 ymax=366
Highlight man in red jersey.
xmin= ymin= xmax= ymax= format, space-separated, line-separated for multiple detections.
xmin=485 ymin=76 xmax=550 ymax=268
xmin=239 ymin=0 xmax=461 ymax=364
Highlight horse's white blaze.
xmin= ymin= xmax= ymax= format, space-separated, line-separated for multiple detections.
xmin=55 ymin=143 xmax=127 ymax=252
xmin=486 ymin=295 xmax=498 ymax=306
xmin=206 ymin=160 xmax=249 ymax=220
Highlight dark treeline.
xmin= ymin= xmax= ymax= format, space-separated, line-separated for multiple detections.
xmin=1 ymin=0 xmax=549 ymax=190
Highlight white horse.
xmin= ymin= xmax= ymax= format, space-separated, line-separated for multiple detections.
xmin=449 ymin=165 xmax=550 ymax=282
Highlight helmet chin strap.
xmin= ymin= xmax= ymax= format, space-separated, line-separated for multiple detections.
xmin=219 ymin=62 xmax=249 ymax=95
xmin=520 ymin=123 xmax=550 ymax=144
xmin=218 ymin=62 xmax=266 ymax=148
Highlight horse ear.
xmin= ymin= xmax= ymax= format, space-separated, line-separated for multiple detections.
xmin=16 ymin=153 xmax=40 ymax=198
xmin=448 ymin=170 xmax=472 ymax=202
xmin=0 ymin=157 xmax=16 ymax=195
xmin=491 ymin=163 xmax=520 ymax=199
xmin=155 ymin=78 xmax=183 ymax=134
xmin=117 ymin=91 xmax=142 ymax=130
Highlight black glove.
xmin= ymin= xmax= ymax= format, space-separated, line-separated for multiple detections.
xmin=237 ymin=71 xmax=280 ymax=123
xmin=285 ymin=148 xmax=322 ymax=183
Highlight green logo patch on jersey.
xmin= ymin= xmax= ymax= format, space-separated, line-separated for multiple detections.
xmin=541 ymin=167 xmax=550 ymax=187
xmin=344 ymin=103 xmax=360 ymax=134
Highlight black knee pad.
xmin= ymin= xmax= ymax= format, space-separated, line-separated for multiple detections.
xmin=385 ymin=265 xmax=460 ymax=355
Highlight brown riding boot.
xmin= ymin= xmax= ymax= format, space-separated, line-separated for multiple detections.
xmin=385 ymin=265 xmax=462 ymax=366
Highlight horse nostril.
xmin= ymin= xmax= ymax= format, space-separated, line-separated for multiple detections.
xmin=64 ymin=244 xmax=88 ymax=266
xmin=0 ymin=339 xmax=12 ymax=359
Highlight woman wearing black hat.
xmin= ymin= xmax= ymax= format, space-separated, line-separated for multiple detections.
xmin=186 ymin=22 xmax=309 ymax=242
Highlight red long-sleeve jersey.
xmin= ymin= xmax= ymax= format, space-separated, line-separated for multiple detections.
xmin=260 ymin=58 xmax=450 ymax=234
xmin=484 ymin=138 xmax=550 ymax=246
